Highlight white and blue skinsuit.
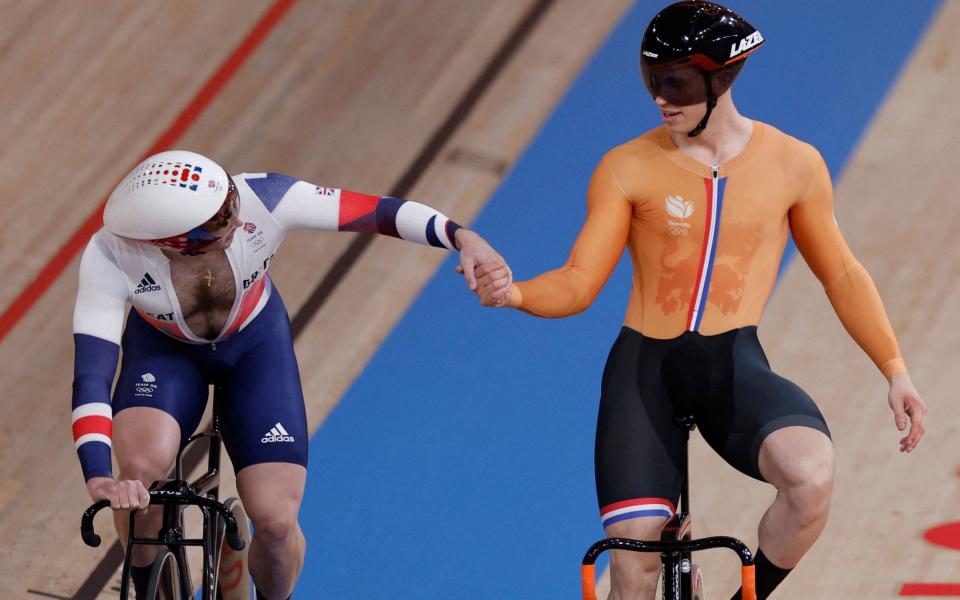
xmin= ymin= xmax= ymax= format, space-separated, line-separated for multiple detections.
xmin=72 ymin=172 xmax=462 ymax=480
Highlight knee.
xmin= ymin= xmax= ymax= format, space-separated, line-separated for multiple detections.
xmin=114 ymin=409 xmax=180 ymax=483
xmin=610 ymin=547 xmax=661 ymax=577
xmin=236 ymin=463 xmax=306 ymax=547
xmin=783 ymin=453 xmax=835 ymax=525
xmin=763 ymin=429 xmax=835 ymax=499
xmin=249 ymin=510 xmax=300 ymax=545
xmin=116 ymin=452 xmax=173 ymax=484
xmin=245 ymin=492 xmax=301 ymax=544
xmin=605 ymin=517 xmax=668 ymax=590
xmin=609 ymin=549 xmax=661 ymax=598
xmin=791 ymin=449 xmax=834 ymax=495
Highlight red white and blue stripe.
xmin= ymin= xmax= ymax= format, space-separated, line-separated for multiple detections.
xmin=72 ymin=399 xmax=114 ymax=480
xmin=72 ymin=402 xmax=112 ymax=449
xmin=685 ymin=173 xmax=727 ymax=332
xmin=600 ymin=498 xmax=676 ymax=528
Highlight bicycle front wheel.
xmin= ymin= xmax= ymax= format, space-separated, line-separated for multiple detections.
xmin=145 ymin=550 xmax=184 ymax=600
xmin=216 ymin=497 xmax=252 ymax=600
xmin=691 ymin=564 xmax=704 ymax=600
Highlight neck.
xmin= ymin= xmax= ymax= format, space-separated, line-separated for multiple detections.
xmin=161 ymin=248 xmax=213 ymax=261
xmin=670 ymin=94 xmax=753 ymax=165
xmin=162 ymin=249 xmax=195 ymax=259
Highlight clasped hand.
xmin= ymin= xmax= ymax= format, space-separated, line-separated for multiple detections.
xmin=453 ymin=229 xmax=512 ymax=307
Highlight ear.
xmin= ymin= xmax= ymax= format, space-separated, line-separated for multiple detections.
xmin=712 ymin=70 xmax=735 ymax=93
xmin=711 ymin=61 xmax=746 ymax=95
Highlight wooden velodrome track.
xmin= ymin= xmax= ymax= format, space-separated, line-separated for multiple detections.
xmin=0 ymin=1 xmax=957 ymax=598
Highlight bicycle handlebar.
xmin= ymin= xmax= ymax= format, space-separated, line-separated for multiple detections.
xmin=80 ymin=489 xmax=245 ymax=552
xmin=580 ymin=563 xmax=597 ymax=600
xmin=580 ymin=536 xmax=756 ymax=600
xmin=80 ymin=500 xmax=111 ymax=547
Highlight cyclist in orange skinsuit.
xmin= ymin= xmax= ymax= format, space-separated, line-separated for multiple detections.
xmin=473 ymin=3 xmax=926 ymax=599
xmin=511 ymin=121 xmax=905 ymax=376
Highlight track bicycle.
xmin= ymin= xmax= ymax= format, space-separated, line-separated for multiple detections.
xmin=580 ymin=414 xmax=756 ymax=600
xmin=81 ymin=383 xmax=251 ymax=599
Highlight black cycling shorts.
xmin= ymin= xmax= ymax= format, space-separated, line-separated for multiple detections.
xmin=595 ymin=326 xmax=830 ymax=530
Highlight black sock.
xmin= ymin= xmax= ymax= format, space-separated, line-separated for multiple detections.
xmin=730 ymin=550 xmax=792 ymax=600
xmin=129 ymin=564 xmax=152 ymax=600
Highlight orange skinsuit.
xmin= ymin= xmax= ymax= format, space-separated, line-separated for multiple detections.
xmin=508 ymin=121 xmax=906 ymax=379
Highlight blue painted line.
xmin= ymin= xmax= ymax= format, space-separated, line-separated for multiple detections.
xmin=295 ymin=2 xmax=940 ymax=598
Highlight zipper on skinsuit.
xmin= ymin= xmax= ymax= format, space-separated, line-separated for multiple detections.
xmin=685 ymin=165 xmax=722 ymax=332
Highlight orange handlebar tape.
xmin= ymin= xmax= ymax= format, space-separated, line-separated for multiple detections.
xmin=580 ymin=564 xmax=597 ymax=600
xmin=742 ymin=565 xmax=757 ymax=600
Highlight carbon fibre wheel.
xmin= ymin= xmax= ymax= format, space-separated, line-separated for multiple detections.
xmin=145 ymin=550 xmax=183 ymax=600
xmin=216 ymin=497 xmax=252 ymax=600
xmin=692 ymin=564 xmax=705 ymax=600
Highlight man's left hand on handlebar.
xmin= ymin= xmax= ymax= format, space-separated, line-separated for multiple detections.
xmin=86 ymin=476 xmax=151 ymax=512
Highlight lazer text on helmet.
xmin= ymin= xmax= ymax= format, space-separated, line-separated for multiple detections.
xmin=729 ymin=31 xmax=763 ymax=59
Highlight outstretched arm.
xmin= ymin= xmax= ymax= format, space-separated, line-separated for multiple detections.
xmin=266 ymin=175 xmax=510 ymax=296
xmin=789 ymin=148 xmax=926 ymax=452
xmin=269 ymin=177 xmax=462 ymax=248
xmin=476 ymin=157 xmax=632 ymax=315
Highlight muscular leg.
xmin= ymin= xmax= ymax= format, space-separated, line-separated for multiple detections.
xmin=237 ymin=462 xmax=307 ymax=600
xmin=110 ymin=311 xmax=208 ymax=576
xmin=112 ymin=407 xmax=181 ymax=567
xmin=756 ymin=426 xmax=835 ymax=568
xmin=728 ymin=426 xmax=834 ymax=600
xmin=605 ymin=516 xmax=670 ymax=600
xmin=595 ymin=330 xmax=686 ymax=600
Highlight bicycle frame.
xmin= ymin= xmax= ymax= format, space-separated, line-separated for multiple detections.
xmin=660 ymin=420 xmax=698 ymax=599
xmin=81 ymin=384 xmax=244 ymax=600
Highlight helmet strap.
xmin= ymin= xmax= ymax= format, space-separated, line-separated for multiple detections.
xmin=687 ymin=72 xmax=717 ymax=138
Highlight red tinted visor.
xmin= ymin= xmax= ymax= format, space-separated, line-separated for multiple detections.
xmin=641 ymin=61 xmax=710 ymax=107
xmin=149 ymin=178 xmax=240 ymax=253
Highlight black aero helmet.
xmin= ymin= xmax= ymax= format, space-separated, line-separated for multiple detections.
xmin=640 ymin=1 xmax=763 ymax=136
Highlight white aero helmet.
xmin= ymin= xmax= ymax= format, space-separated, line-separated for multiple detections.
xmin=103 ymin=150 xmax=233 ymax=251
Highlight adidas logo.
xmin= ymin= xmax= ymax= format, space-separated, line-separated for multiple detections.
xmin=261 ymin=422 xmax=295 ymax=443
xmin=135 ymin=272 xmax=162 ymax=294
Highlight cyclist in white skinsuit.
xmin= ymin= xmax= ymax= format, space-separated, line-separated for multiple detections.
xmin=72 ymin=150 xmax=512 ymax=599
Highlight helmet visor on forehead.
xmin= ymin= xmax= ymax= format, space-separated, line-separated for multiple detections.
xmin=641 ymin=61 xmax=709 ymax=107
xmin=149 ymin=178 xmax=240 ymax=252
